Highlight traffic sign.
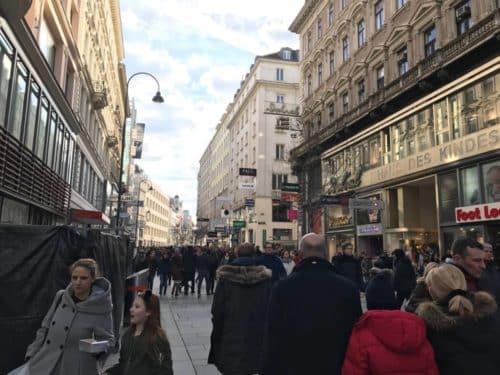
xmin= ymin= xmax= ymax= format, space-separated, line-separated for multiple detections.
xmin=233 ymin=220 xmax=246 ymax=228
xmin=349 ymin=199 xmax=385 ymax=210
xmin=282 ymin=183 xmax=300 ymax=192
xmin=319 ymin=195 xmax=349 ymax=205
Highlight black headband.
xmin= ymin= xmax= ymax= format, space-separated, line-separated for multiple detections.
xmin=448 ymin=289 xmax=468 ymax=299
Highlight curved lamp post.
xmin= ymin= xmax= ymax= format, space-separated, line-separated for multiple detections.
xmin=115 ymin=72 xmax=164 ymax=232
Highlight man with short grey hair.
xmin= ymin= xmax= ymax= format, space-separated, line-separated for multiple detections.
xmin=262 ymin=233 xmax=362 ymax=375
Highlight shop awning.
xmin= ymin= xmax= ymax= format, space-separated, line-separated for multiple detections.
xmin=70 ymin=209 xmax=110 ymax=225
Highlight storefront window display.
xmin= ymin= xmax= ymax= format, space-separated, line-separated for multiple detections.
xmin=483 ymin=161 xmax=500 ymax=203
xmin=461 ymin=166 xmax=481 ymax=205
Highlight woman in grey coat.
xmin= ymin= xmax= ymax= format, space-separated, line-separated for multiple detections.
xmin=13 ymin=258 xmax=114 ymax=375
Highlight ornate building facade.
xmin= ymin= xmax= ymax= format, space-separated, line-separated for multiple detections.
xmin=290 ymin=0 xmax=500 ymax=258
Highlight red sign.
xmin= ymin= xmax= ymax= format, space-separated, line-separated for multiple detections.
xmin=281 ymin=192 xmax=300 ymax=202
xmin=455 ymin=203 xmax=500 ymax=223
xmin=70 ymin=209 xmax=111 ymax=225
xmin=287 ymin=209 xmax=298 ymax=220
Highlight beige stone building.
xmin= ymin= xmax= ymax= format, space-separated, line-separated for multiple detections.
xmin=290 ymin=1 xmax=500 ymax=258
xmin=0 ymin=0 xmax=126 ymax=225
xmin=197 ymin=48 xmax=302 ymax=249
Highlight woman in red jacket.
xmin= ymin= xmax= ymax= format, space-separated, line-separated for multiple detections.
xmin=342 ymin=309 xmax=439 ymax=375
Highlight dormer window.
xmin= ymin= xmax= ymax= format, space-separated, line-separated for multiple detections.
xmin=282 ymin=49 xmax=292 ymax=60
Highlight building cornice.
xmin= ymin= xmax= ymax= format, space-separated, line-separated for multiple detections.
xmin=109 ymin=0 xmax=125 ymax=61
xmin=289 ymin=0 xmax=321 ymax=34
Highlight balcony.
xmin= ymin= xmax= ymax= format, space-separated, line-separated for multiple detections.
xmin=292 ymin=11 xmax=499 ymax=159
xmin=91 ymin=81 xmax=108 ymax=110
xmin=264 ymin=101 xmax=300 ymax=117
xmin=106 ymin=134 xmax=118 ymax=148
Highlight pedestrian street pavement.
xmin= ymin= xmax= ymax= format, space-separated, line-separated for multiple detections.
xmin=157 ymin=285 xmax=222 ymax=375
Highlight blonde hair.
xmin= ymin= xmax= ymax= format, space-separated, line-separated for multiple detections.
xmin=425 ymin=264 xmax=473 ymax=316
xmin=70 ymin=258 xmax=99 ymax=279
xmin=417 ymin=262 xmax=439 ymax=283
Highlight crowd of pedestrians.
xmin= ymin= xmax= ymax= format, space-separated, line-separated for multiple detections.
xmin=9 ymin=235 xmax=500 ymax=374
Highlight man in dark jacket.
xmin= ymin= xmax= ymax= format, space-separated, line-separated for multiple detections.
xmin=208 ymin=243 xmax=272 ymax=375
xmin=393 ymin=249 xmax=416 ymax=308
xmin=182 ymin=246 xmax=196 ymax=295
xmin=332 ymin=242 xmax=364 ymax=291
xmin=262 ymin=233 xmax=362 ymax=375
xmin=195 ymin=247 xmax=211 ymax=298
xmin=449 ymin=238 xmax=486 ymax=292
xmin=256 ymin=242 xmax=287 ymax=284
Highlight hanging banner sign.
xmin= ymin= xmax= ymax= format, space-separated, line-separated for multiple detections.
xmin=287 ymin=209 xmax=299 ymax=220
xmin=239 ymin=182 xmax=256 ymax=190
xmin=281 ymin=192 xmax=300 ymax=202
xmin=239 ymin=168 xmax=257 ymax=176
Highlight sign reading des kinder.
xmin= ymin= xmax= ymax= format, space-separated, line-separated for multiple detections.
xmin=363 ymin=125 xmax=500 ymax=186
xmin=455 ymin=202 xmax=500 ymax=223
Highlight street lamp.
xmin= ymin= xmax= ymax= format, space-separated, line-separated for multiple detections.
xmin=115 ymin=72 xmax=164 ymax=232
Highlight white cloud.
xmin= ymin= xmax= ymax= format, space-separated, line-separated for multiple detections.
xmin=120 ymin=0 xmax=304 ymax=216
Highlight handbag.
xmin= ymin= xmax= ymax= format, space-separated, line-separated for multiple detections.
xmin=7 ymin=362 xmax=29 ymax=375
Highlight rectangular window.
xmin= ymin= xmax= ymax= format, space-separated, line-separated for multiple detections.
xmin=272 ymin=173 xmax=288 ymax=190
xmin=317 ymin=19 xmax=322 ymax=39
xmin=39 ymin=19 xmax=56 ymax=69
xmin=375 ymin=1 xmax=384 ymax=31
xmin=396 ymin=0 xmax=407 ymax=10
xmin=46 ymin=111 xmax=57 ymax=166
xmin=397 ymin=46 xmax=408 ymax=76
xmin=276 ymin=95 xmax=284 ymax=104
xmin=342 ymin=0 xmax=348 ymax=9
xmin=328 ymin=4 xmax=334 ymax=25
xmin=276 ymin=68 xmax=284 ymax=81
xmin=275 ymin=144 xmax=285 ymax=160
xmin=439 ymin=172 xmax=459 ymax=223
xmin=35 ymin=97 xmax=48 ymax=160
xmin=316 ymin=112 xmax=322 ymax=131
xmin=376 ymin=66 xmax=385 ymax=89
xmin=456 ymin=1 xmax=471 ymax=35
xmin=307 ymin=74 xmax=312 ymax=96
xmin=307 ymin=31 xmax=312 ymax=52
xmin=461 ymin=166 xmax=480 ymax=205
xmin=328 ymin=102 xmax=335 ymax=124
xmin=424 ymin=25 xmax=436 ymax=57
xmin=272 ymin=205 xmax=292 ymax=222
xmin=329 ymin=51 xmax=335 ymax=74
xmin=9 ymin=60 xmax=28 ymax=140
xmin=24 ymin=81 xmax=39 ymax=151
xmin=318 ymin=63 xmax=323 ymax=85
xmin=358 ymin=20 xmax=366 ymax=48
xmin=483 ymin=161 xmax=500 ymax=203
xmin=53 ymin=121 xmax=63 ymax=173
xmin=0 ymin=35 xmax=13 ymax=128
xmin=358 ymin=80 xmax=365 ymax=103
xmin=342 ymin=92 xmax=349 ymax=113
xmin=342 ymin=36 xmax=349 ymax=62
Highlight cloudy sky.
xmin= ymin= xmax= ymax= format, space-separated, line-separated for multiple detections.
xmin=120 ymin=0 xmax=303 ymax=218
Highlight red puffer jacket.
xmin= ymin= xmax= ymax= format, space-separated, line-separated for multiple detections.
xmin=342 ymin=310 xmax=439 ymax=375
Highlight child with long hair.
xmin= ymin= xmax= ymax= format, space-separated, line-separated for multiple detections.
xmin=106 ymin=290 xmax=173 ymax=375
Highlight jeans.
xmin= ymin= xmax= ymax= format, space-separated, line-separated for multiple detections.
xmin=159 ymin=273 xmax=168 ymax=295
xmin=197 ymin=272 xmax=210 ymax=295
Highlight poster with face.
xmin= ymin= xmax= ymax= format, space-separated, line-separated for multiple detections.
xmin=483 ymin=162 xmax=500 ymax=203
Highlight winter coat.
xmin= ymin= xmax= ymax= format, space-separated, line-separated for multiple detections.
xmin=182 ymin=248 xmax=196 ymax=274
xmin=374 ymin=255 xmax=393 ymax=270
xmin=156 ymin=257 xmax=170 ymax=275
xmin=342 ymin=310 xmax=439 ymax=375
xmin=195 ymin=253 xmax=212 ymax=274
xmin=256 ymin=254 xmax=287 ymax=284
xmin=208 ymin=263 xmax=272 ymax=375
xmin=281 ymin=258 xmax=295 ymax=275
xmin=170 ymin=254 xmax=183 ymax=281
xmin=24 ymin=278 xmax=114 ymax=375
xmin=479 ymin=262 xmax=500 ymax=304
xmin=332 ymin=254 xmax=364 ymax=291
xmin=365 ymin=269 xmax=397 ymax=310
xmin=107 ymin=327 xmax=173 ymax=375
xmin=416 ymin=291 xmax=500 ymax=375
xmin=261 ymin=257 xmax=362 ymax=375
xmin=393 ymin=256 xmax=416 ymax=293
xmin=405 ymin=279 xmax=432 ymax=313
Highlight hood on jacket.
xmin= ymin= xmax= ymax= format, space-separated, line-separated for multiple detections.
xmin=217 ymin=265 xmax=271 ymax=285
xmin=64 ymin=277 xmax=113 ymax=314
xmin=416 ymin=291 xmax=497 ymax=331
xmin=356 ymin=310 xmax=427 ymax=353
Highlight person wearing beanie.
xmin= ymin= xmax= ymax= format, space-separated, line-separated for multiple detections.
xmin=365 ymin=268 xmax=398 ymax=311
xmin=416 ymin=264 xmax=500 ymax=374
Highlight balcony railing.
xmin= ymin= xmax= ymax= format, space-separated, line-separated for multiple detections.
xmin=293 ymin=11 xmax=499 ymax=159
xmin=92 ymin=81 xmax=108 ymax=110
xmin=264 ymin=101 xmax=300 ymax=116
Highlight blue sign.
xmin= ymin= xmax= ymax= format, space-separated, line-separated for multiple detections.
xmin=319 ymin=195 xmax=349 ymax=206
xmin=245 ymin=199 xmax=255 ymax=207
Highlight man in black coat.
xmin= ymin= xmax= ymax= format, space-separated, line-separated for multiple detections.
xmin=195 ymin=247 xmax=211 ymax=297
xmin=208 ymin=243 xmax=272 ymax=375
xmin=182 ymin=246 xmax=196 ymax=295
xmin=262 ymin=233 xmax=362 ymax=375
xmin=478 ymin=242 xmax=500 ymax=303
xmin=256 ymin=242 xmax=287 ymax=284
xmin=393 ymin=248 xmax=417 ymax=308
xmin=331 ymin=242 xmax=364 ymax=291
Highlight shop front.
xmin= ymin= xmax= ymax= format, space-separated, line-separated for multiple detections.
xmin=356 ymin=193 xmax=384 ymax=257
xmin=325 ymin=203 xmax=355 ymax=260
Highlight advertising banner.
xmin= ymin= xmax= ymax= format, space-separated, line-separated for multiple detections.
xmin=132 ymin=123 xmax=145 ymax=159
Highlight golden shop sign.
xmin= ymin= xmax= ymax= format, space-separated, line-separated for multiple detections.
xmin=363 ymin=125 xmax=500 ymax=186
